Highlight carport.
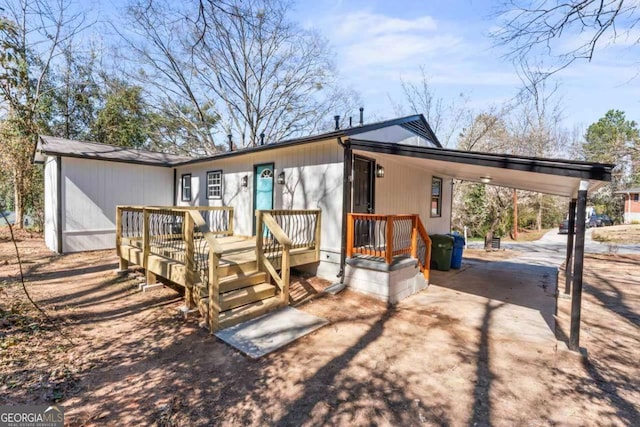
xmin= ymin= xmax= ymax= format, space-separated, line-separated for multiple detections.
xmin=346 ymin=139 xmax=614 ymax=351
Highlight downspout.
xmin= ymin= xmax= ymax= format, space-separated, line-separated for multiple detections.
xmin=337 ymin=136 xmax=352 ymax=281
xmin=173 ymin=168 xmax=177 ymax=206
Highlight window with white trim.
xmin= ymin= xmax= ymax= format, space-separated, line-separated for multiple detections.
xmin=181 ymin=174 xmax=192 ymax=201
xmin=207 ymin=170 xmax=222 ymax=199
xmin=431 ymin=177 xmax=442 ymax=217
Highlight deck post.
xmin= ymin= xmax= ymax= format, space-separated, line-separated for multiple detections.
xmin=565 ymin=199 xmax=577 ymax=294
xmin=385 ymin=215 xmax=394 ymax=264
xmin=255 ymin=210 xmax=264 ymax=270
xmin=207 ymin=250 xmax=220 ymax=332
xmin=314 ymin=210 xmax=322 ymax=261
xmin=569 ymin=182 xmax=588 ymax=351
xmin=281 ymin=246 xmax=290 ymax=305
xmin=142 ymin=208 xmax=150 ymax=270
xmin=228 ymin=207 xmax=234 ymax=236
xmin=346 ymin=214 xmax=354 ymax=258
xmin=115 ymin=206 xmax=128 ymax=271
xmin=183 ymin=212 xmax=196 ymax=309
xmin=410 ymin=215 xmax=418 ymax=259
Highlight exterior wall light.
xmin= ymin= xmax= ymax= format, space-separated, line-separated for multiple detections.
xmin=277 ymin=171 xmax=285 ymax=184
xmin=241 ymin=175 xmax=248 ymax=187
xmin=480 ymin=176 xmax=492 ymax=184
xmin=376 ymin=164 xmax=385 ymax=178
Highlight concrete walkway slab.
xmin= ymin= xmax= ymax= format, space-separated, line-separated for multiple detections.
xmin=215 ymin=307 xmax=329 ymax=359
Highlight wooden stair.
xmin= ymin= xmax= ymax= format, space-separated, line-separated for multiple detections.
xmin=196 ymin=241 xmax=284 ymax=330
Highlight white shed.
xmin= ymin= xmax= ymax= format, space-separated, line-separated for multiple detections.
xmin=35 ymin=137 xmax=190 ymax=253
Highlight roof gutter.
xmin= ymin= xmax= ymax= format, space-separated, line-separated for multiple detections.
xmin=349 ymin=138 xmax=614 ymax=182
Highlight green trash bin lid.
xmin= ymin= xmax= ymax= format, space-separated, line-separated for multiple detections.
xmin=430 ymin=234 xmax=454 ymax=248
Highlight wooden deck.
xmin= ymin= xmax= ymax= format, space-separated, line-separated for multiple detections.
xmin=116 ymin=206 xmax=321 ymax=331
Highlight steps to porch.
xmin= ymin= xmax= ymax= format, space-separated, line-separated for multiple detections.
xmin=116 ymin=206 xmax=321 ymax=332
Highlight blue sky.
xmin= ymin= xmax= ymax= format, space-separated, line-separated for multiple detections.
xmin=291 ymin=0 xmax=640 ymax=137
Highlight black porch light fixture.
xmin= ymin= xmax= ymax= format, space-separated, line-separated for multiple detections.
xmin=241 ymin=175 xmax=248 ymax=187
xmin=376 ymin=164 xmax=385 ymax=178
xmin=277 ymin=170 xmax=285 ymax=184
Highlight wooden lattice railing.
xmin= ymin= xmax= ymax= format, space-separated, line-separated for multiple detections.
xmin=116 ymin=205 xmax=229 ymax=330
xmin=346 ymin=213 xmax=432 ymax=279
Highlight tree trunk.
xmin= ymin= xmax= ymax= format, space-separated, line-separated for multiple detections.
xmin=536 ymin=194 xmax=543 ymax=231
xmin=512 ymin=189 xmax=518 ymax=240
xmin=14 ymin=172 xmax=24 ymax=229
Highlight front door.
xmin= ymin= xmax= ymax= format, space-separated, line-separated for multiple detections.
xmin=253 ymin=163 xmax=274 ymax=233
xmin=352 ymin=156 xmax=375 ymax=248
xmin=353 ymin=156 xmax=375 ymax=213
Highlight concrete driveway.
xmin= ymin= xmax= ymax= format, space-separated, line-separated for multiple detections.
xmin=468 ymin=228 xmax=640 ymax=267
xmin=418 ymin=228 xmax=640 ymax=348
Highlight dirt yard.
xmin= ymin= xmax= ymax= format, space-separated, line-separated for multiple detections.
xmin=1 ymin=231 xmax=639 ymax=426
xmin=592 ymin=224 xmax=640 ymax=244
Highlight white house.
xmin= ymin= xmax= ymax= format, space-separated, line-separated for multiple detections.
xmin=33 ymin=113 xmax=614 ymax=346
xmin=34 ymin=113 xmax=612 ymax=283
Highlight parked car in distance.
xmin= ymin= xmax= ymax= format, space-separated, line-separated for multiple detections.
xmin=591 ymin=214 xmax=613 ymax=227
xmin=559 ymin=219 xmax=570 ymax=234
xmin=559 ymin=215 xmax=597 ymax=234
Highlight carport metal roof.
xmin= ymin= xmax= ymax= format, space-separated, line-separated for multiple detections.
xmin=347 ymin=137 xmax=613 ymax=353
xmin=349 ymin=138 xmax=613 ymax=197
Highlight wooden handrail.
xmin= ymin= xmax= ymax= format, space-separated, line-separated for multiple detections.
xmin=254 ymin=210 xmax=320 ymax=306
xmin=184 ymin=210 xmax=222 ymax=332
xmin=346 ymin=213 xmax=432 ymax=280
xmin=262 ymin=213 xmax=293 ymax=248
xmin=415 ymin=216 xmax=432 ymax=281
xmin=256 ymin=211 xmax=292 ymax=304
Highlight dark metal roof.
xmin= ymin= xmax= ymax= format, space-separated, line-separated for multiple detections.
xmin=349 ymin=138 xmax=614 ymax=182
xmin=173 ymin=114 xmax=440 ymax=166
xmin=34 ymin=136 xmax=193 ymax=166
xmin=615 ymin=188 xmax=640 ymax=194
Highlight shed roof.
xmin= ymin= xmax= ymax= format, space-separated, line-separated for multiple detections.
xmin=614 ymin=188 xmax=640 ymax=194
xmin=34 ymin=114 xmax=439 ymax=167
xmin=34 ymin=136 xmax=193 ymax=166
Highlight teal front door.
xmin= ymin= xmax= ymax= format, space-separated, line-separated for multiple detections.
xmin=253 ymin=163 xmax=274 ymax=232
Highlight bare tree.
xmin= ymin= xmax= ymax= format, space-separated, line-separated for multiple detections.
xmin=494 ymin=0 xmax=639 ymax=73
xmin=390 ymin=67 xmax=471 ymax=147
xmin=122 ymin=0 xmax=354 ymax=151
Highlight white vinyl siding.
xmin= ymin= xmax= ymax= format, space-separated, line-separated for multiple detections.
xmin=357 ymin=151 xmax=453 ymax=235
xmin=44 ymin=156 xmax=59 ymax=252
xmin=175 ymin=139 xmax=344 ymax=277
xmin=51 ymin=157 xmax=172 ymax=252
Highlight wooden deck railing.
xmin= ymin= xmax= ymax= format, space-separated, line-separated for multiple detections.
xmin=346 ymin=213 xmax=432 ymax=279
xmin=255 ymin=209 xmax=321 ymax=304
xmin=116 ymin=205 xmax=226 ymax=330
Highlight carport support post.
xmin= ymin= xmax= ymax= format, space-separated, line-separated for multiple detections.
xmin=564 ymin=199 xmax=577 ymax=294
xmin=569 ymin=182 xmax=588 ymax=351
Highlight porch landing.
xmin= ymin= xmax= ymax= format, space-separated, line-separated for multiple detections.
xmin=215 ymin=306 xmax=329 ymax=359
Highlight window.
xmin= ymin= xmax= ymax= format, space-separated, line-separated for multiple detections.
xmin=181 ymin=174 xmax=192 ymax=201
xmin=634 ymin=194 xmax=640 ymax=202
xmin=431 ymin=177 xmax=442 ymax=217
xmin=207 ymin=170 xmax=222 ymax=199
